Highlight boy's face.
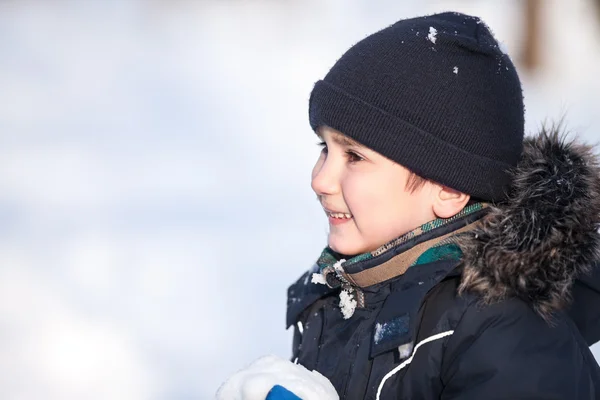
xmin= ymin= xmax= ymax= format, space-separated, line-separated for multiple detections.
xmin=312 ymin=127 xmax=437 ymax=256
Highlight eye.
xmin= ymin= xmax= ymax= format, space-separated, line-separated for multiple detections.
xmin=346 ymin=150 xmax=364 ymax=163
xmin=318 ymin=141 xmax=328 ymax=154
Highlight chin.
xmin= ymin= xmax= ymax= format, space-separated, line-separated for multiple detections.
xmin=328 ymin=239 xmax=363 ymax=258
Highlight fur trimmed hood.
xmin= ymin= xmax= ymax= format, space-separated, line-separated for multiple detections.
xmin=459 ymin=126 xmax=600 ymax=321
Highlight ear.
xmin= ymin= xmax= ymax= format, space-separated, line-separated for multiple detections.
xmin=432 ymin=185 xmax=470 ymax=219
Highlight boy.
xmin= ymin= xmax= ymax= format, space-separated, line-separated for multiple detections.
xmin=220 ymin=11 xmax=600 ymax=400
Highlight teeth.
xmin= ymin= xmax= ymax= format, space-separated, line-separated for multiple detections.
xmin=328 ymin=212 xmax=352 ymax=219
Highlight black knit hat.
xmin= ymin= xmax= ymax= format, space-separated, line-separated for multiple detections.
xmin=309 ymin=12 xmax=524 ymax=202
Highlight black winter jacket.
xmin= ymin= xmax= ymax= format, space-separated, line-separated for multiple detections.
xmin=286 ymin=130 xmax=600 ymax=399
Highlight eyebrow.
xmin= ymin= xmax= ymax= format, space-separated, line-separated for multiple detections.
xmin=318 ymin=128 xmax=362 ymax=148
xmin=332 ymin=134 xmax=361 ymax=148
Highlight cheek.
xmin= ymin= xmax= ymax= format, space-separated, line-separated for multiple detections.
xmin=344 ymin=178 xmax=380 ymax=217
xmin=351 ymin=178 xmax=405 ymax=225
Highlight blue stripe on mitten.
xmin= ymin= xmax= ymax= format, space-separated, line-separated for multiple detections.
xmin=265 ymin=385 xmax=302 ymax=400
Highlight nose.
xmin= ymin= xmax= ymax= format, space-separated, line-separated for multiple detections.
xmin=311 ymin=154 xmax=341 ymax=197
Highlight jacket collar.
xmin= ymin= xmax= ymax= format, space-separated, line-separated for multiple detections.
xmin=286 ymin=204 xmax=487 ymax=327
xmin=316 ymin=203 xmax=488 ymax=290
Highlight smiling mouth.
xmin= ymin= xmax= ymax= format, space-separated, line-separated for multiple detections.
xmin=324 ymin=210 xmax=353 ymax=219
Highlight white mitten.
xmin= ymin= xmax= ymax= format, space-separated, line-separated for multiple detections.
xmin=215 ymin=355 xmax=339 ymax=400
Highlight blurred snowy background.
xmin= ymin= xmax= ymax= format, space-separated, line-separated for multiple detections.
xmin=1 ymin=0 xmax=599 ymax=398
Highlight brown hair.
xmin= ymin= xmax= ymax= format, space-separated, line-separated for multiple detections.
xmin=405 ymin=171 xmax=429 ymax=193
xmin=406 ymin=171 xmax=481 ymax=205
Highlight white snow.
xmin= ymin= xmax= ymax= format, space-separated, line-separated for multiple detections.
xmin=374 ymin=323 xmax=384 ymax=344
xmin=311 ymin=273 xmax=327 ymax=285
xmin=339 ymin=288 xmax=358 ymax=319
xmin=397 ymin=342 xmax=414 ymax=359
xmin=498 ymin=41 xmax=509 ymax=55
xmin=373 ymin=320 xmax=394 ymax=344
xmin=453 ymin=66 xmax=459 ymax=74
xmin=427 ymin=26 xmax=438 ymax=44
xmin=333 ymin=259 xmax=346 ymax=272
xmin=216 ymin=355 xmax=339 ymax=400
